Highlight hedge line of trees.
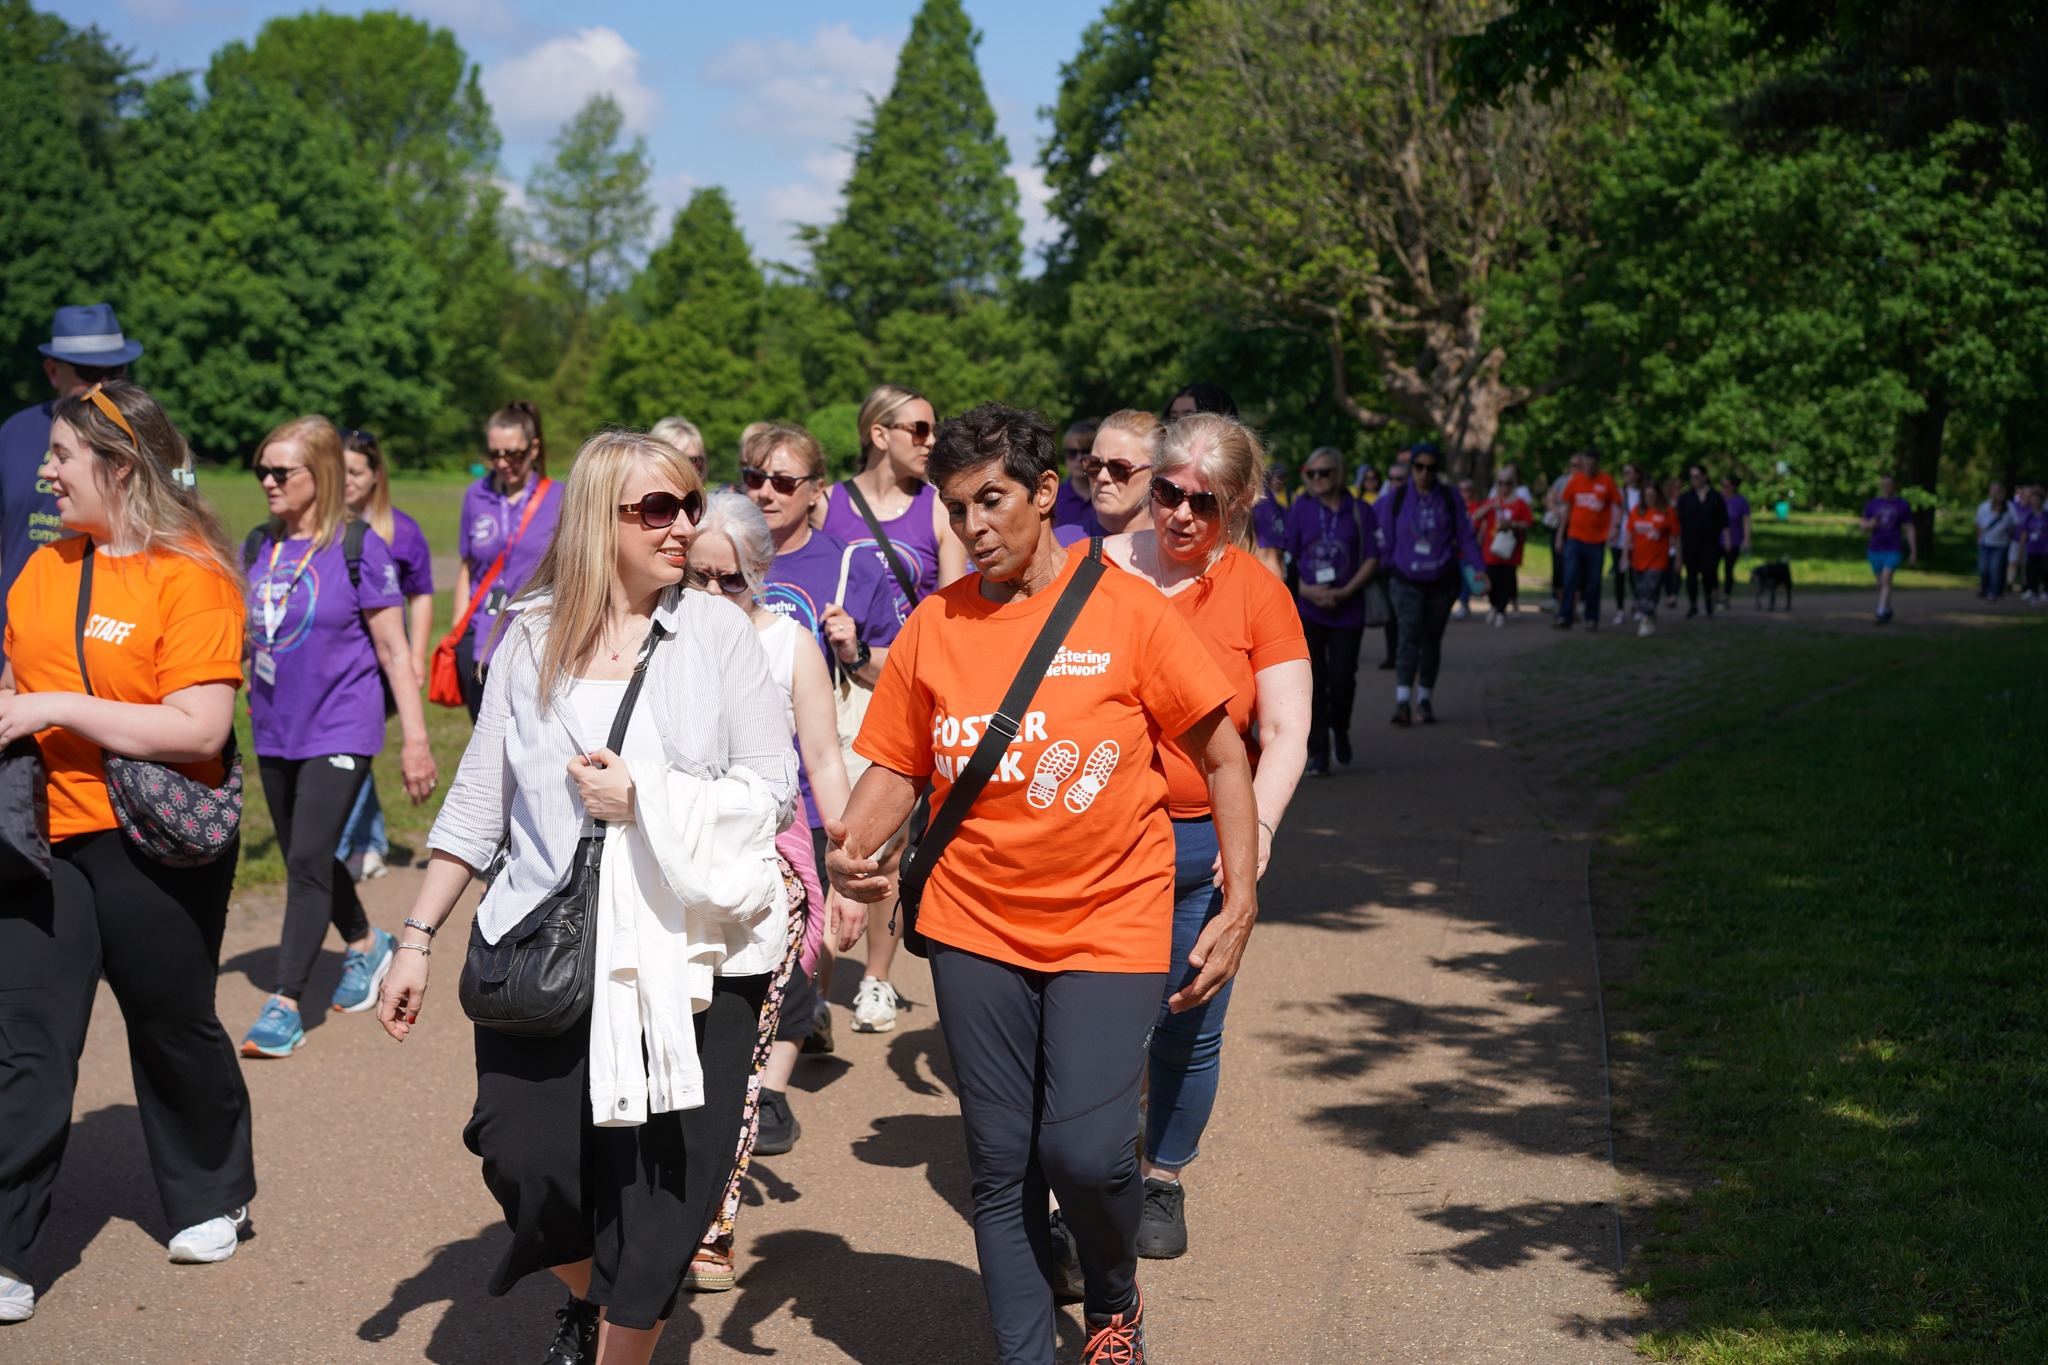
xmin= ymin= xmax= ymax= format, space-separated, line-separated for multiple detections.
xmin=4 ymin=0 xmax=2043 ymax=514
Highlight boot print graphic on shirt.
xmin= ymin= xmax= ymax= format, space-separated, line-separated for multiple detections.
xmin=1027 ymin=740 xmax=1081 ymax=809
xmin=1063 ymin=741 xmax=1120 ymax=813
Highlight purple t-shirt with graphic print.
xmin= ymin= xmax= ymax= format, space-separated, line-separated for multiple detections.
xmin=386 ymin=507 xmax=434 ymax=598
xmin=2018 ymin=506 xmax=2048 ymax=554
xmin=1253 ymin=496 xmax=1286 ymax=549
xmin=1374 ymin=482 xmax=1483 ymax=583
xmin=1283 ymin=493 xmax=1375 ymax=629
xmin=1864 ymin=496 xmax=1914 ymax=554
xmin=246 ymin=529 xmax=404 ymax=760
xmin=821 ymin=481 xmax=942 ymax=601
xmin=459 ymin=475 xmax=562 ymax=662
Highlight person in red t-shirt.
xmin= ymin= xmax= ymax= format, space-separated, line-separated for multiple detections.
xmin=1473 ymin=469 xmax=1533 ymax=626
xmin=1623 ymin=480 xmax=1678 ymax=636
xmin=1553 ymin=448 xmax=1622 ymax=629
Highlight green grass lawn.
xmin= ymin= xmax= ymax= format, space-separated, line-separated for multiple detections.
xmin=197 ymin=464 xmax=483 ymax=887
xmin=1553 ymin=621 xmax=2048 ymax=1361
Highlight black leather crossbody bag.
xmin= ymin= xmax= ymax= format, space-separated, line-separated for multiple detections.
xmin=458 ymin=621 xmax=667 ymax=1036
xmin=892 ymin=539 xmax=1106 ymax=958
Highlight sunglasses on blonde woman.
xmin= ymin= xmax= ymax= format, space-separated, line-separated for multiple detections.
xmin=884 ymin=420 xmax=934 ymax=442
xmin=1150 ymin=477 xmax=1220 ymax=517
xmin=1081 ymin=455 xmax=1152 ymax=482
xmin=619 ymin=489 xmax=704 ymax=529
xmin=740 ymin=467 xmax=817 ymax=495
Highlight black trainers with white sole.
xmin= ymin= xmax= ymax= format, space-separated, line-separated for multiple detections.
xmin=1134 ymin=1177 xmax=1188 ymax=1259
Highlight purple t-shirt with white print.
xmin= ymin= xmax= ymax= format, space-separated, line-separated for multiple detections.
xmin=386 ymin=506 xmax=434 ymax=598
xmin=246 ymin=528 xmax=404 ymax=760
xmin=2018 ymin=505 xmax=2048 ymax=554
xmin=459 ymin=475 xmax=561 ymax=662
xmin=821 ymin=481 xmax=943 ymax=601
xmin=1375 ymin=482 xmax=1483 ymax=583
xmin=1864 ymin=497 xmax=1914 ymax=554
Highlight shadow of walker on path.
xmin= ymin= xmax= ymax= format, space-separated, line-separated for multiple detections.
xmin=38 ymin=1103 xmax=173 ymax=1288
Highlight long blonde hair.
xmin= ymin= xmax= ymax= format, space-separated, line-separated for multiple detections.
xmin=504 ymin=430 xmax=703 ymax=706
xmin=257 ymin=415 xmax=348 ymax=550
xmin=857 ymin=383 xmax=927 ymax=470
xmin=1160 ymin=412 xmax=1268 ymax=544
xmin=50 ymin=380 xmax=241 ymax=586
xmin=341 ymin=428 xmax=394 ymax=544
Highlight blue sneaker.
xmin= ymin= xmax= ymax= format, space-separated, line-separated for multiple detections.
xmin=331 ymin=927 xmax=395 ymax=1014
xmin=241 ymin=997 xmax=304 ymax=1058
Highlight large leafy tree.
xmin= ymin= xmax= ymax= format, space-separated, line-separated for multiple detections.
xmin=0 ymin=0 xmax=136 ymax=407
xmin=526 ymin=94 xmax=654 ymax=330
xmin=120 ymin=76 xmax=439 ymax=461
xmin=805 ymin=0 xmax=1022 ymax=331
xmin=1095 ymin=0 xmax=1590 ymax=476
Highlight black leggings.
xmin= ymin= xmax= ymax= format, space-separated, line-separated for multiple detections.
xmin=2026 ymin=553 xmax=2048 ymax=595
xmin=0 ymin=830 xmax=252 ymax=1286
xmin=1301 ymin=619 xmax=1364 ymax=760
xmin=1485 ymin=562 xmax=1517 ymax=613
xmin=928 ymin=942 xmax=1165 ymax=1365
xmin=1684 ymin=552 xmax=1720 ymax=614
xmin=258 ymin=754 xmax=372 ymax=1001
xmin=1610 ymin=545 xmax=1630 ymax=607
xmin=1721 ymin=546 xmax=1742 ymax=598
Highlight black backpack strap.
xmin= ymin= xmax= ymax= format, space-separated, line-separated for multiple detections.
xmin=842 ymin=479 xmax=920 ymax=604
xmin=342 ymin=518 xmax=368 ymax=590
xmin=73 ymin=541 xmax=96 ymax=698
xmin=896 ymin=538 xmax=1107 ymax=919
xmin=241 ymin=524 xmax=269 ymax=570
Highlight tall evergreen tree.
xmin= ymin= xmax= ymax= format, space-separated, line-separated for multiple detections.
xmin=527 ymin=94 xmax=654 ymax=330
xmin=806 ymin=0 xmax=1022 ymax=332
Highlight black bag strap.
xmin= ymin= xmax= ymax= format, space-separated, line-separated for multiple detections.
xmin=842 ymin=479 xmax=920 ymax=604
xmin=244 ymin=521 xmax=368 ymax=589
xmin=74 ymin=540 xmax=97 ymax=697
xmin=897 ymin=538 xmax=1107 ymax=912
xmin=593 ymin=618 xmax=668 ymax=824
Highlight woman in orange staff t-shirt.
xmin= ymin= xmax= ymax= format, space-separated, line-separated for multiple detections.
xmin=826 ymin=403 xmax=1258 ymax=1365
xmin=0 ymin=382 xmax=255 ymax=1321
xmin=1624 ymin=479 xmax=1679 ymax=636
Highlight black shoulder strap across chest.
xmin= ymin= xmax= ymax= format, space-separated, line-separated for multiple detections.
xmin=842 ymin=479 xmax=919 ymax=603
xmin=242 ymin=520 xmax=368 ymax=588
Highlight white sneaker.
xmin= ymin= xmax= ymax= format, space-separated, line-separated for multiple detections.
xmin=1453 ymin=603 xmax=1469 ymax=620
xmin=1491 ymin=611 xmax=1505 ymax=628
xmin=1638 ymin=619 xmax=1655 ymax=637
xmin=168 ymin=1206 xmax=248 ymax=1264
xmin=360 ymin=850 xmax=388 ymax=880
xmin=1613 ymin=610 xmax=1626 ymax=626
xmin=849 ymin=977 xmax=900 ymax=1034
xmin=0 ymin=1273 xmax=33 ymax=1323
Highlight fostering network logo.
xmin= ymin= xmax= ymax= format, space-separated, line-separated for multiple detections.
xmin=1045 ymin=647 xmax=1111 ymax=677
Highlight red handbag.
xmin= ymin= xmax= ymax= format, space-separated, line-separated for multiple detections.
xmin=431 ymin=477 xmax=551 ymax=708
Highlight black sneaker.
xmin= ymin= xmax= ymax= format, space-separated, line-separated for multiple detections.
xmin=1375 ymin=657 xmax=1396 ymax=670
xmin=755 ymin=1088 xmax=800 ymax=1156
xmin=542 ymin=1293 xmax=599 ymax=1365
xmin=1135 ymin=1178 xmax=1188 ymax=1259
xmin=1333 ymin=732 xmax=1353 ymax=765
xmin=1417 ymin=699 xmax=1436 ymax=725
xmin=1303 ymin=754 xmax=1329 ymax=778
xmin=801 ymin=1000 xmax=835 ymax=1055
xmin=1390 ymin=701 xmax=1413 ymax=727
xmin=1048 ymin=1210 xmax=1086 ymax=1303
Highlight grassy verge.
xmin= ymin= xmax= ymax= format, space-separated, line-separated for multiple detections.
xmin=1537 ymin=621 xmax=2047 ymax=1361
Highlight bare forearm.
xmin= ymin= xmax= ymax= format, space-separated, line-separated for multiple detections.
xmin=405 ymin=852 xmax=478 ymax=935
xmin=841 ymin=765 xmax=919 ymax=859
xmin=35 ymin=693 xmax=231 ymax=762
xmin=408 ymin=596 xmax=434 ymax=682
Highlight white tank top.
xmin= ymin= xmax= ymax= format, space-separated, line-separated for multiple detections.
xmin=756 ymin=611 xmax=800 ymax=736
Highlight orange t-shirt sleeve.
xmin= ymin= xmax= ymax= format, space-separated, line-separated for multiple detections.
xmin=852 ymin=605 xmax=934 ymax=778
xmin=1244 ymin=563 xmax=1310 ymax=673
xmin=154 ymin=559 xmax=247 ymax=694
xmin=1133 ymin=600 xmax=1235 ymax=741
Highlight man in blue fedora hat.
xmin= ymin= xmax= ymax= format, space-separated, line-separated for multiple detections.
xmin=0 ymin=303 xmax=145 ymax=635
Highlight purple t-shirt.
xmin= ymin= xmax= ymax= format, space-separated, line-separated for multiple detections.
xmin=2018 ymin=506 xmax=2048 ymax=554
xmin=821 ymin=480 xmax=942 ymax=601
xmin=1253 ymin=496 xmax=1287 ymax=550
xmin=1375 ymin=483 xmax=1483 ymax=583
xmin=1722 ymin=493 xmax=1751 ymax=551
xmin=459 ymin=475 xmax=562 ymax=661
xmin=1864 ymin=497 xmax=1914 ymax=554
xmin=247 ymin=529 xmax=404 ymax=759
xmin=1283 ymin=493 xmax=1375 ymax=629
xmin=1052 ymin=478 xmax=1098 ymax=540
xmin=385 ymin=507 xmax=434 ymax=597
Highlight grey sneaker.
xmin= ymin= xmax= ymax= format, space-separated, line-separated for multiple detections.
xmin=1134 ymin=1178 xmax=1187 ymax=1259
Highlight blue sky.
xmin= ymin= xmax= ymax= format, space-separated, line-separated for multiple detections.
xmin=52 ymin=0 xmax=1106 ymax=269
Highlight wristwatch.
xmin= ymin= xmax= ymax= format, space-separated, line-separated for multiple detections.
xmin=848 ymin=640 xmax=872 ymax=672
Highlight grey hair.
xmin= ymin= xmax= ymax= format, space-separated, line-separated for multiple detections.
xmin=1305 ymin=445 xmax=1346 ymax=480
xmin=650 ymin=415 xmax=705 ymax=458
xmin=696 ymin=488 xmax=776 ymax=598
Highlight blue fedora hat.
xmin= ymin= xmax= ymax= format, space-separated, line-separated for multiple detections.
xmin=39 ymin=303 xmax=145 ymax=367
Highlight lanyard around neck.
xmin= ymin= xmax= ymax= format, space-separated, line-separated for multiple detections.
xmin=261 ymin=535 xmax=320 ymax=646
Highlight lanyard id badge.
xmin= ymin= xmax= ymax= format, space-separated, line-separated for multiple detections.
xmin=256 ymin=537 xmax=319 ymax=683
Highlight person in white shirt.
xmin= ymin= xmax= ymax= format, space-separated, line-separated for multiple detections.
xmin=379 ymin=431 xmax=796 ymax=1365
xmin=1975 ymin=482 xmax=2018 ymax=602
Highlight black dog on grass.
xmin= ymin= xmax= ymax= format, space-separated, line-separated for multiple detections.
xmin=1750 ymin=560 xmax=1793 ymax=610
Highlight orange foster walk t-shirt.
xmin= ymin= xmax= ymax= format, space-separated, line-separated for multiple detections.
xmin=1563 ymin=471 xmax=1623 ymax=544
xmin=1159 ymin=545 xmax=1308 ymax=817
xmin=5 ymin=539 xmax=246 ymax=839
xmin=1627 ymin=505 xmax=1678 ymax=572
xmin=854 ymin=541 xmax=1234 ymax=974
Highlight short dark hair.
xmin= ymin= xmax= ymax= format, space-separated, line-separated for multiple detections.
xmin=1166 ymin=381 xmax=1238 ymax=418
xmin=929 ymin=403 xmax=1057 ymax=492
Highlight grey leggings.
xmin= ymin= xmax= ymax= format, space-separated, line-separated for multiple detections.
xmin=928 ymin=941 xmax=1166 ymax=1365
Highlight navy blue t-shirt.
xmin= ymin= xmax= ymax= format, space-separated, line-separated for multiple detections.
xmin=0 ymin=401 xmax=61 ymax=637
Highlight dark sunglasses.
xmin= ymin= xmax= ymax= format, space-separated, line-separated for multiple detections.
xmin=740 ymin=467 xmax=819 ymax=496
xmin=1081 ymin=456 xmax=1152 ymax=482
xmin=486 ymin=442 xmax=535 ymax=463
xmin=1302 ymin=466 xmax=1337 ymax=480
xmin=253 ymin=464 xmax=307 ymax=485
xmin=692 ymin=567 xmax=750 ymax=595
xmin=619 ymin=489 xmax=704 ymax=529
xmin=885 ymin=420 xmax=934 ymax=442
xmin=1412 ymin=460 xmax=1439 ymax=474
xmin=1150 ymin=476 xmax=1220 ymax=518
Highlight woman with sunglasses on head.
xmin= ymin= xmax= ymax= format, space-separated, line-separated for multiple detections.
xmin=0 ymin=382 xmax=256 ymax=1321
xmin=452 ymin=402 xmax=562 ymax=719
xmin=746 ymin=422 xmax=912 ymax=1040
xmin=238 ymin=416 xmax=436 ymax=1059
xmin=682 ymin=490 xmax=850 ymax=1286
xmin=820 ymin=384 xmax=967 ymax=602
xmin=1101 ymin=413 xmax=1309 ymax=1263
xmin=1283 ymin=447 xmax=1377 ymax=773
xmin=1378 ymin=446 xmax=1484 ymax=726
xmin=334 ymin=428 xmax=433 ymax=883
xmin=381 ymin=433 xmax=796 ymax=1365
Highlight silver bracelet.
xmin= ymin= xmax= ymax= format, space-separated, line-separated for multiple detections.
xmin=395 ymin=942 xmax=431 ymax=957
xmin=1258 ymin=819 xmax=1277 ymax=838
xmin=403 ymin=917 xmax=438 ymax=938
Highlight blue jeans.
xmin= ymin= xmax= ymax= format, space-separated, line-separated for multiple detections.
xmin=1146 ymin=817 xmax=1235 ymax=1171
xmin=1978 ymin=543 xmax=2009 ymax=599
xmin=335 ymin=777 xmax=387 ymax=859
xmin=1558 ymin=538 xmax=1607 ymax=623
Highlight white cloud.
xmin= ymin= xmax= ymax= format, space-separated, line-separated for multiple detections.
xmin=484 ymin=27 xmax=663 ymax=143
xmin=1010 ymin=161 xmax=1057 ymax=260
xmin=705 ymin=23 xmax=899 ymax=148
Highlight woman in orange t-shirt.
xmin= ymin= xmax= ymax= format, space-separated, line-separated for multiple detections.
xmin=827 ymin=403 xmax=1257 ymax=1365
xmin=1623 ymin=479 xmax=1678 ymax=636
xmin=1102 ymin=412 xmax=1309 ymax=1263
xmin=0 ymin=382 xmax=255 ymax=1313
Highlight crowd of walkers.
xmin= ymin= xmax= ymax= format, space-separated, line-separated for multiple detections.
xmin=0 ymin=302 xmax=2034 ymax=1363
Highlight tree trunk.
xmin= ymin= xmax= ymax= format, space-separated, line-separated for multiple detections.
xmin=1899 ymin=377 xmax=1947 ymax=551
